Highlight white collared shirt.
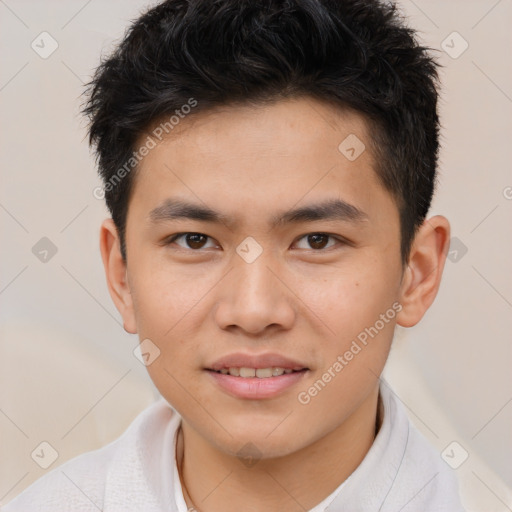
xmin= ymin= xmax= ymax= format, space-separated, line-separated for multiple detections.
xmin=2 ymin=383 xmax=465 ymax=511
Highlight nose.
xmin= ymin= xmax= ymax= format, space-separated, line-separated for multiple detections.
xmin=213 ymin=250 xmax=296 ymax=336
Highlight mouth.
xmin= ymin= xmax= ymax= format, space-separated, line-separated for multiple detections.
xmin=206 ymin=368 xmax=309 ymax=400
xmin=207 ymin=367 xmax=307 ymax=378
xmin=205 ymin=354 xmax=310 ymax=399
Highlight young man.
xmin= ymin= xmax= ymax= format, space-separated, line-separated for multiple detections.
xmin=2 ymin=0 xmax=466 ymax=510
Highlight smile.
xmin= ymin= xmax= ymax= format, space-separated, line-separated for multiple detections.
xmin=214 ymin=367 xmax=304 ymax=378
xmin=207 ymin=368 xmax=309 ymax=400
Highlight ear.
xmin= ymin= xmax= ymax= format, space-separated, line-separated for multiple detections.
xmin=396 ymin=215 xmax=451 ymax=328
xmin=99 ymin=218 xmax=137 ymax=334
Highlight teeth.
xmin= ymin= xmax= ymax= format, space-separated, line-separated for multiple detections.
xmin=218 ymin=367 xmax=297 ymax=378
xmin=239 ymin=367 xmax=256 ymax=378
xmin=255 ymin=368 xmax=272 ymax=378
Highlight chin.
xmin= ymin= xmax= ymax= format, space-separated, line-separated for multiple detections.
xmin=211 ymin=427 xmax=309 ymax=461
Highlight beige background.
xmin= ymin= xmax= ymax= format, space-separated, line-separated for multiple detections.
xmin=0 ymin=0 xmax=511 ymax=510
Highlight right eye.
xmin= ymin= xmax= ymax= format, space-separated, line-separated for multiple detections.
xmin=163 ymin=232 xmax=220 ymax=251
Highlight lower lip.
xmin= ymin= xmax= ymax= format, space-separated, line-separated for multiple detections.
xmin=207 ymin=370 xmax=308 ymax=400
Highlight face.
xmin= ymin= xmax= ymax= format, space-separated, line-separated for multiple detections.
xmin=116 ymin=97 xmax=407 ymax=458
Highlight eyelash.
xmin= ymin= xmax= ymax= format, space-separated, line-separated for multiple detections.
xmin=163 ymin=232 xmax=349 ymax=252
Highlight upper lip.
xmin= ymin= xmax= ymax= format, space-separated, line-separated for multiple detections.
xmin=207 ymin=353 xmax=309 ymax=371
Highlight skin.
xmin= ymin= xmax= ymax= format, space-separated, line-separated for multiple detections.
xmin=100 ymin=97 xmax=450 ymax=511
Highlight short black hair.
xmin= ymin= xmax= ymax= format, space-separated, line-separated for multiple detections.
xmin=83 ymin=0 xmax=441 ymax=264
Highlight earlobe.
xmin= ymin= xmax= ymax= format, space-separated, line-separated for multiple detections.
xmin=99 ymin=219 xmax=138 ymax=334
xmin=396 ymin=215 xmax=451 ymax=328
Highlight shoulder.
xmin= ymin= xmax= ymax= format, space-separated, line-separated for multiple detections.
xmin=1 ymin=398 xmax=178 ymax=512
xmin=1 ymin=441 xmax=116 ymax=512
xmin=331 ymin=383 xmax=466 ymax=511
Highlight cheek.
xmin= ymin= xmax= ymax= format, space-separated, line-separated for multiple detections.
xmin=302 ymin=261 xmax=400 ymax=391
xmin=305 ymin=258 xmax=399 ymax=335
xmin=128 ymin=258 xmax=212 ymax=380
xmin=295 ymin=269 xmax=398 ymax=418
xmin=129 ymin=255 xmax=207 ymax=334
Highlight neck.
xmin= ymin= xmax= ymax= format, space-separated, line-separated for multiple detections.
xmin=177 ymin=385 xmax=381 ymax=512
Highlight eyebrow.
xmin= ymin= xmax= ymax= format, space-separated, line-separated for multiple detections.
xmin=148 ymin=197 xmax=368 ymax=229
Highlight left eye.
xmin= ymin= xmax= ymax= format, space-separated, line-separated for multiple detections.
xmin=293 ymin=233 xmax=342 ymax=250
xmin=164 ymin=232 xmax=343 ymax=251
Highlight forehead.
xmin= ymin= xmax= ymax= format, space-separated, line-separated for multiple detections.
xmin=127 ymin=97 xmax=396 ymax=228
xmin=143 ymin=98 xmax=372 ymax=161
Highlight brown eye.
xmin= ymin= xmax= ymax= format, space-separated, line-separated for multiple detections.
xmin=294 ymin=233 xmax=342 ymax=251
xmin=307 ymin=234 xmax=330 ymax=249
xmin=184 ymin=233 xmax=207 ymax=249
xmin=165 ymin=233 xmax=216 ymax=250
